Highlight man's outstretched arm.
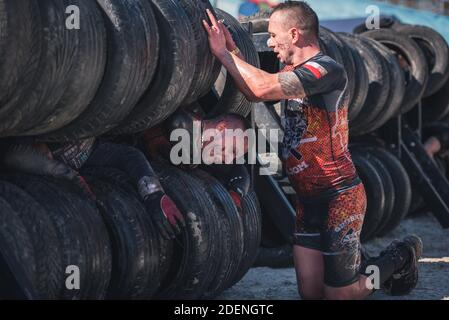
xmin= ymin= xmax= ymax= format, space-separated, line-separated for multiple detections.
xmin=203 ymin=9 xmax=305 ymax=102
xmin=217 ymin=49 xmax=305 ymax=101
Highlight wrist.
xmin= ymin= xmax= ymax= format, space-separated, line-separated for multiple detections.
xmin=215 ymin=48 xmax=230 ymax=60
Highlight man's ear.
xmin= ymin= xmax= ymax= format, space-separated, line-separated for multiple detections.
xmin=290 ymin=28 xmax=301 ymax=44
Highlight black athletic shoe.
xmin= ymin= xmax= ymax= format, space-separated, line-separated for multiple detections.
xmin=382 ymin=235 xmax=423 ymax=296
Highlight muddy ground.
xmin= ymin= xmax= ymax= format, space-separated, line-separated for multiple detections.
xmin=218 ymin=212 xmax=449 ymax=300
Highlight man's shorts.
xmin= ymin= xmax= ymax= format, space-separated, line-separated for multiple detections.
xmin=293 ymin=182 xmax=367 ymax=287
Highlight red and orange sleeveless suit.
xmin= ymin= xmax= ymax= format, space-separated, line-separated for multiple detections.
xmin=281 ymin=52 xmax=367 ymax=287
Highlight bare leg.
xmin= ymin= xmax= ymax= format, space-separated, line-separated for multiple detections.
xmin=293 ymin=245 xmax=325 ymax=300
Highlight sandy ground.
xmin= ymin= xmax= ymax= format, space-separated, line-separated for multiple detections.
xmin=218 ymin=212 xmax=449 ymax=300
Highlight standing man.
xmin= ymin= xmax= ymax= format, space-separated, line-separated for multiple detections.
xmin=203 ymin=1 xmax=422 ymax=299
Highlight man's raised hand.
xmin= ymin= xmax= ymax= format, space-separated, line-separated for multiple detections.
xmin=202 ymin=9 xmax=227 ymax=57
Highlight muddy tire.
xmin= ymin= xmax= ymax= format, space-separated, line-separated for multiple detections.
xmin=153 ymin=165 xmax=219 ymax=299
xmin=82 ymin=169 xmax=161 ymax=299
xmin=192 ymin=169 xmax=244 ymax=297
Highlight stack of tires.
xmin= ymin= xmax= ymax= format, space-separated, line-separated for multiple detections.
xmin=349 ymin=145 xmax=412 ymax=241
xmin=0 ymin=163 xmax=262 ymax=299
xmin=0 ymin=175 xmax=112 ymax=299
xmin=0 ymin=0 xmax=260 ymax=141
xmin=0 ymin=1 xmax=265 ymax=298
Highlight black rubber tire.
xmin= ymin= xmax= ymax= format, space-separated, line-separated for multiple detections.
xmin=0 ymin=0 xmax=41 ymax=124
xmin=395 ymin=24 xmax=449 ymax=97
xmin=0 ymin=181 xmax=61 ymax=299
xmin=113 ymin=0 xmax=195 ymax=135
xmin=176 ymin=0 xmax=220 ymax=106
xmin=335 ymin=32 xmax=358 ymax=118
xmin=154 ymin=165 xmax=218 ymax=299
xmin=42 ymin=0 xmax=159 ymax=141
xmin=253 ymin=244 xmax=293 ymax=269
xmin=365 ymin=155 xmax=393 ymax=239
xmin=349 ymin=134 xmax=388 ymax=150
xmin=202 ymin=9 xmax=261 ymax=118
xmin=351 ymin=152 xmax=386 ymax=242
xmin=320 ymin=28 xmax=355 ymax=112
xmin=354 ymin=149 xmax=396 ymax=238
xmin=5 ymin=174 xmax=112 ymax=299
xmin=357 ymin=38 xmax=405 ymax=133
xmin=0 ymin=0 xmax=82 ymax=136
xmin=227 ymin=190 xmax=262 ymax=288
xmin=366 ymin=147 xmax=412 ymax=236
xmin=353 ymin=16 xmax=401 ymax=34
xmin=82 ymin=170 xmax=161 ymax=299
xmin=338 ymin=33 xmax=369 ymax=122
xmin=422 ymin=75 xmax=449 ymax=123
xmin=0 ymin=197 xmax=37 ymax=299
xmin=319 ymin=27 xmax=344 ymax=62
xmin=361 ymin=29 xmax=428 ymax=114
xmin=24 ymin=0 xmax=107 ymax=135
xmin=192 ymin=169 xmax=244 ymax=297
xmin=80 ymin=166 xmax=174 ymax=290
xmin=349 ymin=36 xmax=391 ymax=135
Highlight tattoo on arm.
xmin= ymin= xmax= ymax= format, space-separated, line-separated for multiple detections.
xmin=278 ymin=72 xmax=305 ymax=97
